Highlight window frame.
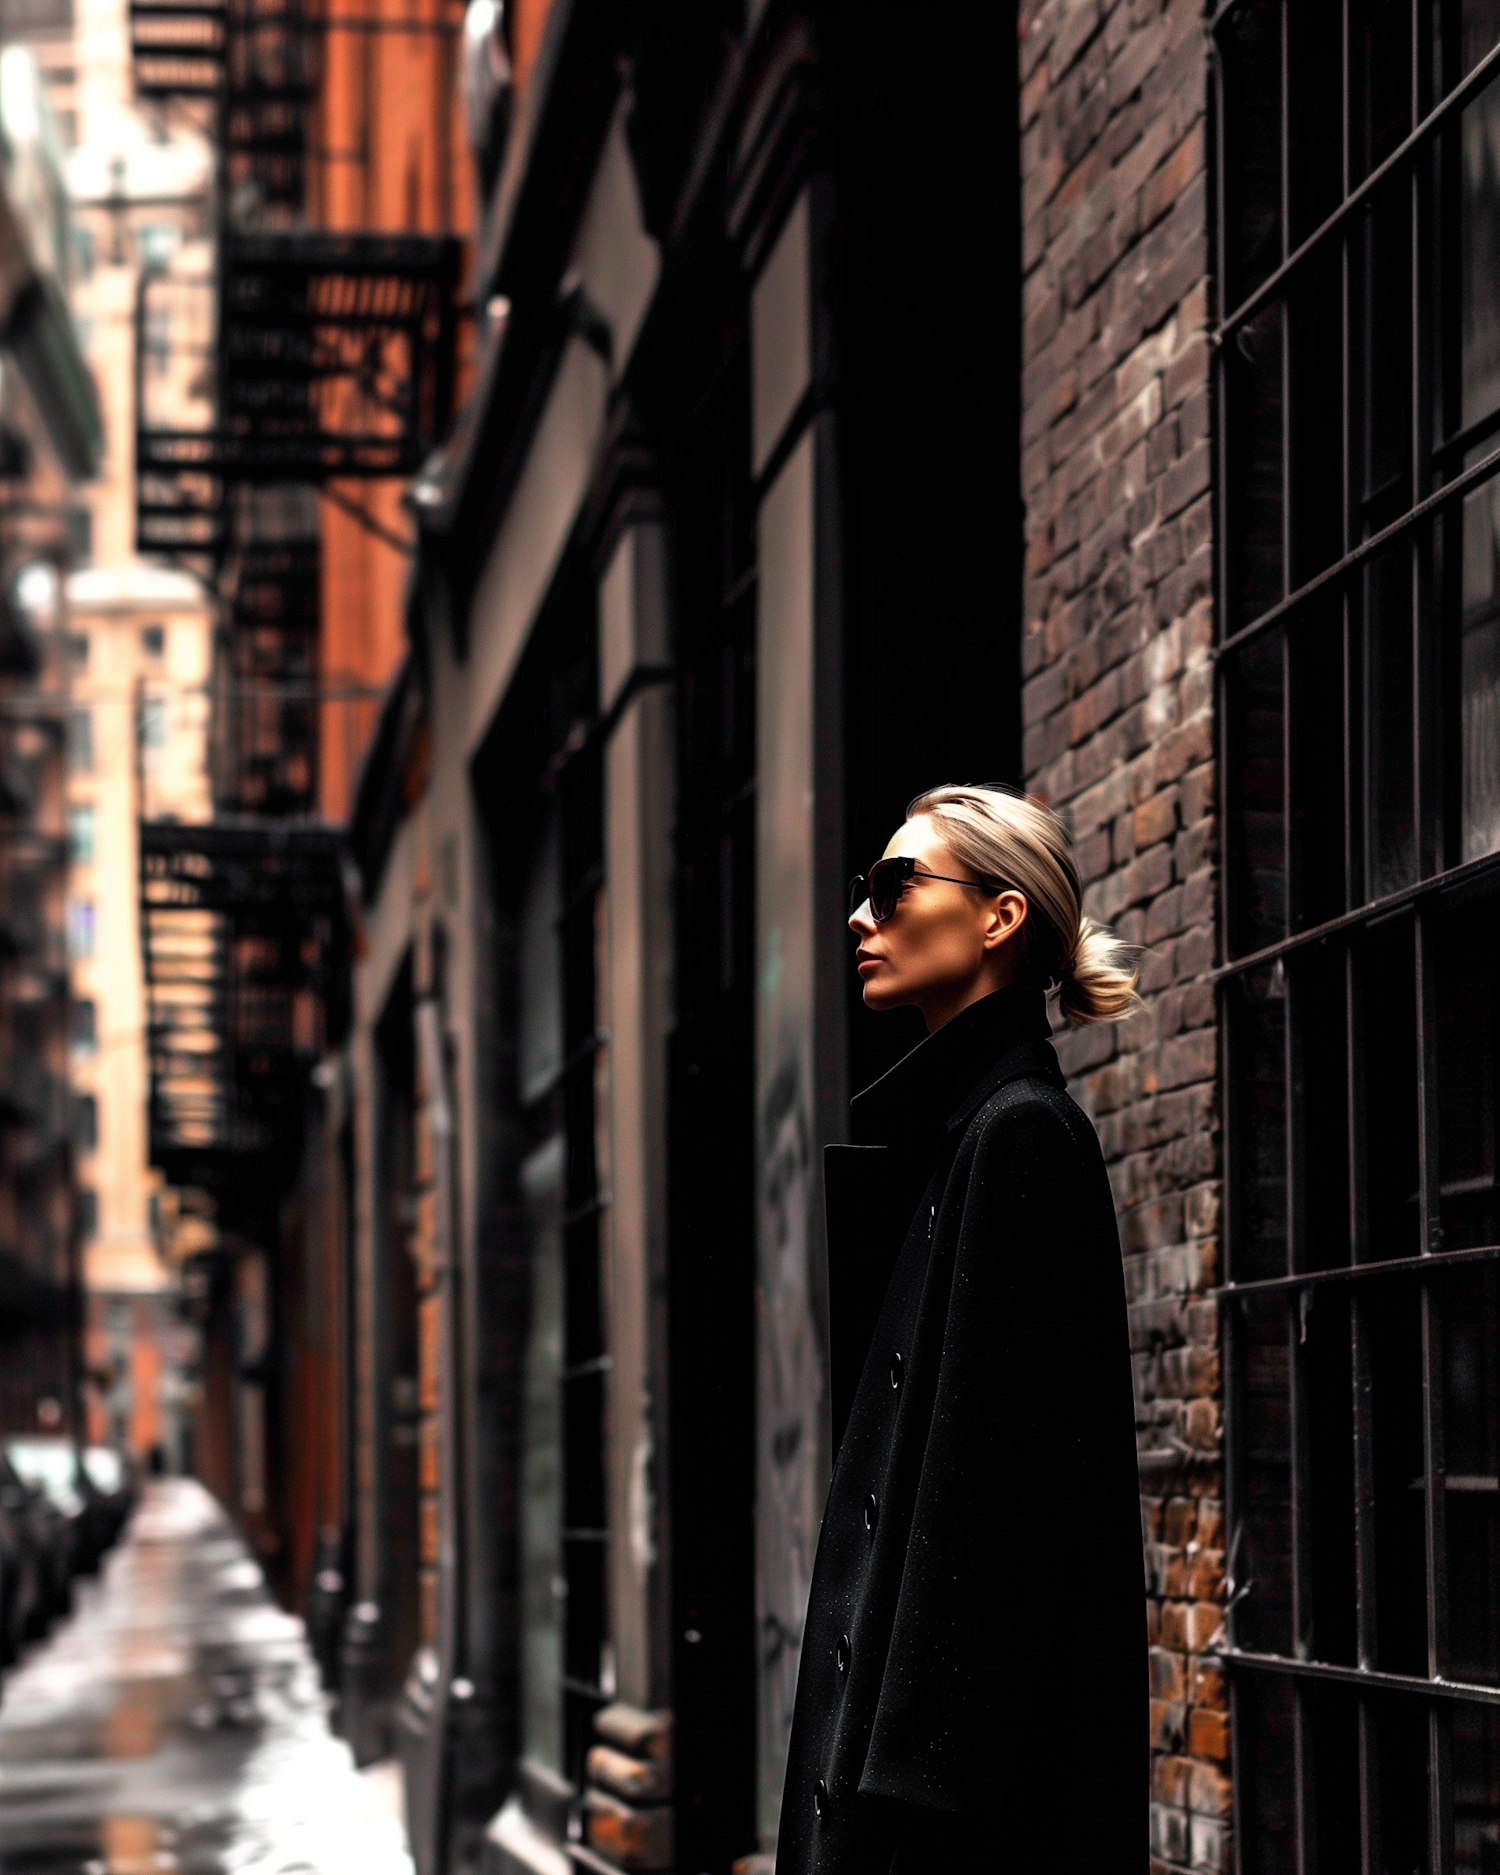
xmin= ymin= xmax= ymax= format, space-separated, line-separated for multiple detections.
xmin=1214 ymin=3 xmax=1500 ymax=1867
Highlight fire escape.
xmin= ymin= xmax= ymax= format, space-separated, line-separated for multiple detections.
xmin=129 ymin=0 xmax=459 ymax=1249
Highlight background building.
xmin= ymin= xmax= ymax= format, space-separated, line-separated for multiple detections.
xmin=62 ymin=0 xmax=213 ymax=1466
xmin=0 ymin=35 xmax=100 ymax=1439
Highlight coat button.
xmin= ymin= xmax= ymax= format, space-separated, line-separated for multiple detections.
xmin=889 ymin=1350 xmax=903 ymax=1391
xmin=836 ymin=1632 xmax=851 ymax=1673
xmin=814 ymin=1778 xmax=828 ymax=1817
xmin=863 ymin=1492 xmax=879 ymax=1532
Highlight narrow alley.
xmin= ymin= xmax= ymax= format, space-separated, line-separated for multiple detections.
xmin=0 ymin=1483 xmax=412 ymax=1875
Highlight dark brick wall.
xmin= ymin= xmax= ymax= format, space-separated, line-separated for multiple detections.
xmin=1016 ymin=2 xmax=1225 ymax=1870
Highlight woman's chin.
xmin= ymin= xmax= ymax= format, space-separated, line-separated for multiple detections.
xmin=861 ymin=977 xmax=906 ymax=1011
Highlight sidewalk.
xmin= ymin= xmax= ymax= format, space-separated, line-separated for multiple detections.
xmin=0 ymin=1478 xmax=412 ymax=1875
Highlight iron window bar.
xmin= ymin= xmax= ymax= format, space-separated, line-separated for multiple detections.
xmin=1217 ymin=432 xmax=1500 ymax=664
xmin=1431 ymin=399 xmax=1500 ymax=467
xmin=1215 ymin=31 xmax=1500 ymax=343
xmin=1217 ymin=1243 xmax=1500 ymax=1302
xmin=1222 ymin=1649 xmax=1500 ymax=1708
xmin=1212 ymin=3 xmax=1500 ymax=1866
xmin=1212 ymin=843 xmax=1500 ymax=980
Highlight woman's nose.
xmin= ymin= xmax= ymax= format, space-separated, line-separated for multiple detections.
xmin=849 ymin=901 xmax=874 ymax=937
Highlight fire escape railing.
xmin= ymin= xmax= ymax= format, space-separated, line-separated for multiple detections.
xmin=140 ymin=818 xmax=346 ymax=1176
xmin=130 ymin=0 xmax=459 ymax=1176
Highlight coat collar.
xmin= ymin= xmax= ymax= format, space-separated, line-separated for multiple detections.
xmin=849 ymin=982 xmax=1063 ymax=1150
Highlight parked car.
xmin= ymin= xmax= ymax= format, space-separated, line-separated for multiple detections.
xmin=6 ymin=1440 xmax=92 ymax=1587
xmin=0 ymin=1485 xmax=42 ymax=1667
xmin=80 ymin=1445 xmax=134 ymax=1549
xmin=0 ymin=1450 xmax=70 ymax=1635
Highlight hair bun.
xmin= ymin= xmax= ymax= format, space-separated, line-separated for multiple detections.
xmin=1058 ymin=916 xmax=1140 ymax=1026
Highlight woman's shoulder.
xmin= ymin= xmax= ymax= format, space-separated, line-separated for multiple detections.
xmin=963 ymin=1067 xmax=1101 ymax=1162
xmin=956 ymin=1070 xmax=1116 ymax=1228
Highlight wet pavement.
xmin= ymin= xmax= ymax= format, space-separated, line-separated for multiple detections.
xmin=0 ymin=1480 xmax=412 ymax=1875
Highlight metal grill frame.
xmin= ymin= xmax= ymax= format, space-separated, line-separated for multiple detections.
xmin=1214 ymin=3 xmax=1500 ymax=1867
xmin=140 ymin=818 xmax=345 ymax=1175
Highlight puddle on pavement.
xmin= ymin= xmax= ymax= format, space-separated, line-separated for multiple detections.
xmin=0 ymin=1480 xmax=411 ymax=1875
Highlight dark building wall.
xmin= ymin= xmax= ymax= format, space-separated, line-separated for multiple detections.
xmin=1016 ymin=2 xmax=1224 ymax=1870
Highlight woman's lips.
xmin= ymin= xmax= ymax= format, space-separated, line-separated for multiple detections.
xmin=856 ymin=953 xmax=880 ymax=976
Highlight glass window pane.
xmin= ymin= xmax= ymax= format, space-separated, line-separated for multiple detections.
xmin=519 ymin=818 xmax=562 ymax=1102
xmin=1303 ymin=1683 xmax=1363 ymax=1874
xmin=1365 ymin=1276 xmax=1429 ymax=1675
xmin=1235 ymin=1672 xmax=1297 ymax=1875
xmin=1461 ymin=74 xmax=1500 ymax=441
xmin=1231 ymin=968 xmax=1289 ymax=1282
xmin=1437 ymin=900 xmax=1500 ymax=1250
xmin=1354 ymin=187 xmax=1414 ymax=533
xmin=1235 ymin=1293 xmax=1295 ymax=1656
xmin=1288 ymin=251 xmax=1345 ymax=591
xmin=1352 ymin=0 xmax=1417 ymax=184
xmin=1306 ymin=1287 xmax=1358 ymax=1665
xmin=519 ymin=1132 xmax=564 ymax=1774
xmin=1287 ymin=4 xmax=1345 ymax=245
xmin=1444 ymin=1265 xmax=1500 ymax=1683
xmin=1227 ymin=302 xmax=1287 ymax=629
xmin=1294 ymin=944 xmax=1352 ymax=1270
xmin=1455 ymin=1 xmax=1500 ymax=95
xmin=1228 ymin=632 xmax=1287 ymax=956
xmin=1460 ymin=477 xmax=1500 ymax=861
xmin=1361 ymin=917 xmax=1422 ymax=1261
xmin=1221 ymin=0 xmax=1285 ymax=310
xmin=1288 ymin=603 xmax=1348 ymax=929
xmin=1365 ymin=545 xmax=1419 ymax=900
xmin=1453 ymin=1700 xmax=1500 ymax=1872
xmin=1367 ymin=1696 xmax=1433 ymax=1873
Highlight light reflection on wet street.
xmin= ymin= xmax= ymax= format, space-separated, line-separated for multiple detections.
xmin=0 ymin=1481 xmax=412 ymax=1875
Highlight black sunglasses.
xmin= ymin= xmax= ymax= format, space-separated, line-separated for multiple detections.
xmin=848 ymin=855 xmax=1001 ymax=923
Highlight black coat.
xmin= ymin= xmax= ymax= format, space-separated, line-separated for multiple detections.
xmin=776 ymin=985 xmax=1145 ymax=1872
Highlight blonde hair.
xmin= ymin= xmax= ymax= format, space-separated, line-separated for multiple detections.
xmin=905 ymin=783 xmax=1140 ymax=1026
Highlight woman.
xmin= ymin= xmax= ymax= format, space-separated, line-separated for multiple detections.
xmin=776 ymin=784 xmax=1145 ymax=1872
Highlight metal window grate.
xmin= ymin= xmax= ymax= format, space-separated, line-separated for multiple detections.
xmin=1216 ymin=3 xmax=1500 ymax=1867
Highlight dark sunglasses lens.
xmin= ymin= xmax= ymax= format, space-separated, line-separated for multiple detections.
xmin=848 ymin=876 xmax=867 ymax=918
xmin=868 ymin=859 xmax=900 ymax=922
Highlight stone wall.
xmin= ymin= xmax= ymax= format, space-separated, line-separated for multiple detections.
xmin=1016 ymin=1 xmax=1225 ymax=1870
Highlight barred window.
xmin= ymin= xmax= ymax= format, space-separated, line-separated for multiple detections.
xmin=1217 ymin=3 xmax=1500 ymax=1867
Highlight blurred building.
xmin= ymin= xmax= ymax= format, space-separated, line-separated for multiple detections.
xmin=64 ymin=0 xmax=214 ymax=1467
xmin=0 ymin=41 xmax=101 ymax=1437
xmin=123 ymin=0 xmax=470 ymax=1649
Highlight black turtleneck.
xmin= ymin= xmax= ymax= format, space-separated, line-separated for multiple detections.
xmin=849 ymin=981 xmax=1055 ymax=1153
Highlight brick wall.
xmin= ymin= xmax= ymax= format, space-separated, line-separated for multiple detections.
xmin=1015 ymin=2 xmax=1225 ymax=1871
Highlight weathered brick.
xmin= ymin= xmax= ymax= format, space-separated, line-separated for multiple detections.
xmin=1186 ymin=1706 xmax=1229 ymax=1763
xmin=1023 ymin=0 xmax=1221 ymax=1837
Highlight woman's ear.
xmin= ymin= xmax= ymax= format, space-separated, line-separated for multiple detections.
xmin=981 ymin=890 xmax=1028 ymax=953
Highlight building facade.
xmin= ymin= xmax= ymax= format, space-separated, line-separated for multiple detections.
xmin=66 ymin=0 xmax=215 ymax=1464
xmin=341 ymin=5 xmax=1014 ymax=1871
xmin=0 ymin=37 xmax=101 ymax=1437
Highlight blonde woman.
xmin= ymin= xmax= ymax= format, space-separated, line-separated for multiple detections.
xmin=777 ymin=784 xmax=1145 ymax=1872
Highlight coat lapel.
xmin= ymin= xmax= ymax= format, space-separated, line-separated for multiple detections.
xmin=823 ymin=1003 xmax=1066 ymax=1465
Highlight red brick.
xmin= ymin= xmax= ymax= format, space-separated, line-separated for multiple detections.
xmin=1186 ymin=1706 xmax=1230 ymax=1762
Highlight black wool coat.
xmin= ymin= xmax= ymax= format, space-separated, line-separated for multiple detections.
xmin=775 ymin=984 xmax=1145 ymax=1873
